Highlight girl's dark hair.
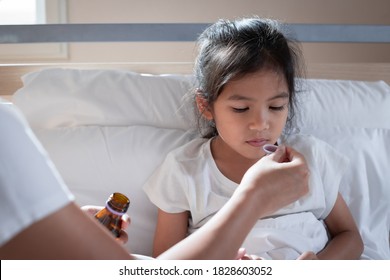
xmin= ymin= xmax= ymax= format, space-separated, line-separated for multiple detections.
xmin=193 ymin=17 xmax=305 ymax=138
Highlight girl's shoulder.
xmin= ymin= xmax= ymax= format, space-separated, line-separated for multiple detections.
xmin=166 ymin=137 xmax=211 ymax=163
xmin=280 ymin=134 xmax=332 ymax=153
xmin=280 ymin=133 xmax=349 ymax=170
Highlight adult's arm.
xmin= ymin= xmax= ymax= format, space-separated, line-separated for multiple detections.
xmin=0 ymin=202 xmax=134 ymax=259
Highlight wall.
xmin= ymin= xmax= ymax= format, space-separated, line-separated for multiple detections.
xmin=61 ymin=0 xmax=390 ymax=65
xmin=1 ymin=0 xmax=389 ymax=77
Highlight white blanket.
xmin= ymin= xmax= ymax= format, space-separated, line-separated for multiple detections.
xmin=243 ymin=212 xmax=328 ymax=260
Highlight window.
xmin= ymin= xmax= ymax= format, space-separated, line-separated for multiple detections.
xmin=0 ymin=0 xmax=68 ymax=62
xmin=0 ymin=0 xmax=45 ymax=25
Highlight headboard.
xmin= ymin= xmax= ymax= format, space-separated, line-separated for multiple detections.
xmin=0 ymin=23 xmax=390 ymax=99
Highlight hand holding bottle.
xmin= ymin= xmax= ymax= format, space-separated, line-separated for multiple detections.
xmin=81 ymin=197 xmax=131 ymax=245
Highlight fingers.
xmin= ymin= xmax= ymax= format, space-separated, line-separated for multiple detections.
xmin=285 ymin=147 xmax=310 ymax=195
xmin=121 ymin=214 xmax=131 ymax=230
xmin=269 ymin=146 xmax=310 ymax=194
xmin=235 ymin=248 xmax=247 ymax=259
xmin=235 ymin=248 xmax=264 ymax=260
xmin=80 ymin=205 xmax=131 ymax=245
xmin=268 ymin=145 xmax=306 ymax=165
xmin=297 ymin=251 xmax=318 ymax=260
xmin=262 ymin=145 xmax=309 ymax=207
xmin=116 ymin=230 xmax=129 ymax=244
xmin=240 ymin=254 xmax=264 ymax=260
xmin=268 ymin=145 xmax=288 ymax=163
xmin=284 ymin=146 xmax=307 ymax=165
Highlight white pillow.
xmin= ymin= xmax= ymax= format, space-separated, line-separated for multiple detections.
xmin=12 ymin=68 xmax=390 ymax=259
xmin=13 ymin=68 xmax=195 ymax=130
xmin=297 ymin=79 xmax=390 ymax=129
xmin=297 ymin=79 xmax=390 ymax=259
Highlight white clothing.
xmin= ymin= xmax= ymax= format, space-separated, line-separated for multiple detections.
xmin=143 ymin=134 xmax=349 ymax=259
xmin=0 ymin=102 xmax=74 ymax=246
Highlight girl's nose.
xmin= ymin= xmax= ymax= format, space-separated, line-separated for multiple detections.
xmin=249 ymin=111 xmax=269 ymax=131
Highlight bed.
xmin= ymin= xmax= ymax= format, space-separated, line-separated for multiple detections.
xmin=0 ymin=23 xmax=389 ymax=259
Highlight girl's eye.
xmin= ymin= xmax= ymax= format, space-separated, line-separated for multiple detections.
xmin=270 ymin=105 xmax=287 ymax=111
xmin=232 ymin=107 xmax=249 ymax=113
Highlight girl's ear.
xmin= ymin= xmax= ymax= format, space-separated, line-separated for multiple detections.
xmin=195 ymin=93 xmax=214 ymax=121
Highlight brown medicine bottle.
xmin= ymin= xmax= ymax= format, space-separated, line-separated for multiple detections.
xmin=94 ymin=192 xmax=130 ymax=238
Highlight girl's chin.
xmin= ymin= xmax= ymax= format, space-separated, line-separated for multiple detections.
xmin=239 ymin=151 xmax=265 ymax=162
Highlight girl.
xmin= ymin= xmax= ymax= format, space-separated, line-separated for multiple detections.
xmin=143 ymin=17 xmax=363 ymax=259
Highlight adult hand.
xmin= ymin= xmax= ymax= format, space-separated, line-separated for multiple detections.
xmin=81 ymin=205 xmax=131 ymax=244
xmin=235 ymin=248 xmax=264 ymax=260
xmin=297 ymin=251 xmax=318 ymax=260
xmin=239 ymin=145 xmax=310 ymax=218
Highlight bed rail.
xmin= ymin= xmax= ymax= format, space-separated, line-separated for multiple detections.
xmin=0 ymin=23 xmax=390 ymax=43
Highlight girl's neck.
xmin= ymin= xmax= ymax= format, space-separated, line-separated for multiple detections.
xmin=210 ymin=136 xmax=259 ymax=184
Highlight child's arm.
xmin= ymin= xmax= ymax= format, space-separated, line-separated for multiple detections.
xmin=152 ymin=209 xmax=189 ymax=257
xmin=316 ymin=193 xmax=364 ymax=259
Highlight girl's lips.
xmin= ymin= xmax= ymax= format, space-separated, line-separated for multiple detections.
xmin=246 ymin=139 xmax=269 ymax=148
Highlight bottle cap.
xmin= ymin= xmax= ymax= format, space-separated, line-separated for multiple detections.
xmin=106 ymin=192 xmax=130 ymax=216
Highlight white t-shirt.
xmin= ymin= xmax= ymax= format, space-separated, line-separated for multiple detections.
xmin=143 ymin=133 xmax=349 ymax=259
xmin=0 ymin=102 xmax=74 ymax=246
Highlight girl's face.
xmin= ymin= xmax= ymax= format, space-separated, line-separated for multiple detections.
xmin=199 ymin=70 xmax=289 ymax=161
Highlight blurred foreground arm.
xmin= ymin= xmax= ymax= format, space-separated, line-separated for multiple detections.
xmin=0 ymin=202 xmax=134 ymax=259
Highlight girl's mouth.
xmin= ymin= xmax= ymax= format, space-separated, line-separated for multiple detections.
xmin=246 ymin=139 xmax=269 ymax=148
